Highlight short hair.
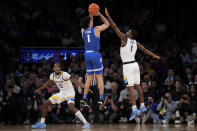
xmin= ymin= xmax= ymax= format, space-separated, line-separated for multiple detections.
xmin=54 ymin=62 xmax=61 ymax=67
xmin=175 ymin=80 xmax=182 ymax=85
xmin=130 ymin=28 xmax=138 ymax=39
xmin=141 ymin=81 xmax=148 ymax=85
xmin=80 ymin=16 xmax=91 ymax=29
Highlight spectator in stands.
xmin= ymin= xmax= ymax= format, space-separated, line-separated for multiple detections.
xmin=0 ymin=86 xmax=18 ymax=124
xmin=164 ymin=69 xmax=175 ymax=85
xmin=192 ymin=74 xmax=197 ymax=84
xmin=171 ymin=80 xmax=184 ymax=101
xmin=183 ymin=67 xmax=193 ymax=85
xmin=119 ymin=87 xmax=130 ymax=122
xmin=142 ymin=96 xmax=157 ymax=123
xmin=189 ymin=85 xmax=197 ymax=114
xmin=177 ymin=93 xmax=193 ymax=123
xmin=104 ymin=82 xmax=119 ymax=123
xmin=141 ymin=81 xmax=153 ymax=102
xmin=151 ymin=93 xmax=177 ymax=124
xmin=162 ymin=79 xmax=174 ymax=96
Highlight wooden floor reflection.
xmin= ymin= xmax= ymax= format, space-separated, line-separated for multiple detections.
xmin=0 ymin=124 xmax=196 ymax=131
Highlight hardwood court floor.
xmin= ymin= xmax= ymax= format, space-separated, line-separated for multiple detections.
xmin=0 ymin=124 xmax=196 ymax=131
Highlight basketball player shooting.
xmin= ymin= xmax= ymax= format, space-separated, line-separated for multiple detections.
xmin=105 ymin=8 xmax=161 ymax=121
xmin=80 ymin=4 xmax=110 ymax=108
xmin=31 ymin=63 xmax=90 ymax=129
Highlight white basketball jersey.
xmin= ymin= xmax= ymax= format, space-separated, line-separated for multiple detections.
xmin=50 ymin=71 xmax=74 ymax=92
xmin=120 ymin=38 xmax=137 ymax=62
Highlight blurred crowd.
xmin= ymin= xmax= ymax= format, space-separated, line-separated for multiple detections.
xmin=0 ymin=0 xmax=197 ymax=125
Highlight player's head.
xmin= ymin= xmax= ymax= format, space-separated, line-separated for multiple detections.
xmin=126 ymin=28 xmax=137 ymax=39
xmin=80 ymin=16 xmax=93 ymax=29
xmin=53 ymin=62 xmax=61 ymax=74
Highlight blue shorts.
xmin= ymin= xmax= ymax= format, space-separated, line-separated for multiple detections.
xmin=85 ymin=51 xmax=103 ymax=75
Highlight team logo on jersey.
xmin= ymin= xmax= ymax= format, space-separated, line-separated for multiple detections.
xmin=87 ymin=30 xmax=91 ymax=33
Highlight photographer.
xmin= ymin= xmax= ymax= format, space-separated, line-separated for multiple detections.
xmin=151 ymin=93 xmax=177 ymax=124
xmin=103 ymin=82 xmax=119 ymax=123
xmin=0 ymin=86 xmax=18 ymax=124
xmin=119 ymin=88 xmax=131 ymax=122
xmin=142 ymin=96 xmax=157 ymax=123
xmin=177 ymin=93 xmax=193 ymax=123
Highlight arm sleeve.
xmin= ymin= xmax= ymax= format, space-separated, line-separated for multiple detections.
xmin=157 ymin=101 xmax=163 ymax=111
xmin=49 ymin=73 xmax=53 ymax=81
xmin=63 ymin=72 xmax=71 ymax=80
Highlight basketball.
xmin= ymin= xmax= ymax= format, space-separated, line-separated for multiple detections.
xmin=88 ymin=3 xmax=100 ymax=14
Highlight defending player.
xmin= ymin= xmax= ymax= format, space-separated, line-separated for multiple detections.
xmin=31 ymin=63 xmax=90 ymax=129
xmin=105 ymin=8 xmax=161 ymax=121
xmin=80 ymin=12 xmax=109 ymax=107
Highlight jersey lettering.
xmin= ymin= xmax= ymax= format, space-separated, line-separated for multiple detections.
xmin=87 ymin=34 xmax=91 ymax=42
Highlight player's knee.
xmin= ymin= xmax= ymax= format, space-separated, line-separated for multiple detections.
xmin=44 ymin=100 xmax=52 ymax=107
xmin=87 ymin=75 xmax=93 ymax=80
xmin=96 ymin=74 xmax=103 ymax=79
xmin=68 ymin=103 xmax=75 ymax=112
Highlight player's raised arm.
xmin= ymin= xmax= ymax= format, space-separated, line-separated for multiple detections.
xmin=94 ymin=12 xmax=110 ymax=32
xmin=34 ymin=80 xmax=54 ymax=94
xmin=105 ymin=8 xmax=126 ymax=43
xmin=137 ymin=42 xmax=161 ymax=59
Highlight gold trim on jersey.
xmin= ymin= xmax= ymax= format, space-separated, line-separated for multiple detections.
xmin=64 ymin=95 xmax=75 ymax=100
xmin=54 ymin=71 xmax=63 ymax=79
xmin=51 ymin=96 xmax=60 ymax=100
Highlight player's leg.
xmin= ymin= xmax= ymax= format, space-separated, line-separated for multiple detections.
xmin=67 ymin=95 xmax=90 ymax=129
xmin=68 ymin=103 xmax=90 ymax=128
xmin=93 ymin=52 xmax=105 ymax=106
xmin=81 ymin=74 xmax=93 ymax=108
xmin=81 ymin=52 xmax=94 ymax=107
xmin=83 ymin=74 xmax=93 ymax=98
xmin=96 ymin=73 xmax=105 ymax=106
xmin=123 ymin=65 xmax=140 ymax=121
xmin=134 ymin=84 xmax=146 ymax=112
xmin=133 ymin=63 xmax=147 ymax=115
xmin=31 ymin=100 xmax=53 ymax=128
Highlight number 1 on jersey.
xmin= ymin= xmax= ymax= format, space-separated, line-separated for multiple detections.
xmin=87 ymin=34 xmax=91 ymax=42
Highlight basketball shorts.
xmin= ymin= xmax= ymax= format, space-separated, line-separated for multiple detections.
xmin=49 ymin=90 xmax=75 ymax=104
xmin=123 ymin=62 xmax=140 ymax=86
xmin=85 ymin=51 xmax=103 ymax=75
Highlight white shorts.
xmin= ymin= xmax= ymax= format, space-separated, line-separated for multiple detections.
xmin=123 ymin=62 xmax=140 ymax=86
xmin=49 ymin=90 xmax=75 ymax=104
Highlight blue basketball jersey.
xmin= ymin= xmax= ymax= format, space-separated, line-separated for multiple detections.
xmin=82 ymin=27 xmax=100 ymax=51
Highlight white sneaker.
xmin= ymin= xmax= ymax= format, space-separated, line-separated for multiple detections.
xmin=175 ymin=120 xmax=181 ymax=124
xmin=187 ymin=120 xmax=194 ymax=124
xmin=142 ymin=114 xmax=146 ymax=124
xmin=24 ymin=119 xmax=30 ymax=124
xmin=134 ymin=117 xmax=140 ymax=124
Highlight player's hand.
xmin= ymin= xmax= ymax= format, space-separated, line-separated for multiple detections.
xmin=93 ymin=12 xmax=101 ymax=16
xmin=105 ymin=8 xmax=109 ymax=16
xmin=153 ymin=55 xmax=161 ymax=59
xmin=34 ymin=88 xmax=41 ymax=95
xmin=89 ymin=13 xmax=93 ymax=18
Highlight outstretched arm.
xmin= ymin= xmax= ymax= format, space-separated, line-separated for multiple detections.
xmin=105 ymin=8 xmax=126 ymax=45
xmin=94 ymin=12 xmax=110 ymax=32
xmin=137 ymin=42 xmax=161 ymax=59
xmin=34 ymin=80 xmax=54 ymax=94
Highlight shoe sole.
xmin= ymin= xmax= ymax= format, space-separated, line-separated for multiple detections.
xmin=31 ymin=127 xmax=46 ymax=129
xmin=142 ymin=114 xmax=146 ymax=124
xmin=134 ymin=117 xmax=140 ymax=124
